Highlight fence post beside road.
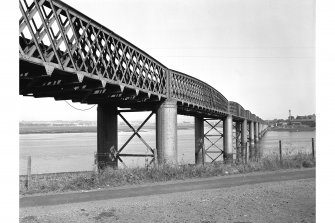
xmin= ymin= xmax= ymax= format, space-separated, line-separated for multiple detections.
xmin=279 ymin=140 xmax=282 ymax=165
xmin=312 ymin=138 xmax=315 ymax=158
xmin=245 ymin=142 xmax=248 ymax=164
xmin=26 ymin=156 xmax=31 ymax=190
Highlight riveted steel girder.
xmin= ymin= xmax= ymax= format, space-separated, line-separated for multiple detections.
xmin=19 ymin=0 xmax=265 ymax=122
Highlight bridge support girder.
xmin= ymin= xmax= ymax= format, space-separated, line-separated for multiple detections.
xmin=156 ymin=99 xmax=178 ymax=165
xmin=194 ymin=117 xmax=204 ymax=165
xmin=234 ymin=121 xmax=242 ymax=163
xmin=97 ymin=104 xmax=118 ymax=169
xmin=203 ymin=119 xmax=224 ymax=163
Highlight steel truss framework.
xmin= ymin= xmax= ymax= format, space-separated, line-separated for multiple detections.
xmin=95 ymin=110 xmax=156 ymax=168
xmin=233 ymin=121 xmax=252 ymax=164
xmin=203 ymin=119 xmax=225 ymax=163
xmin=232 ymin=121 xmax=242 ymax=163
xmin=19 ymin=0 xmax=266 ymax=124
xmin=245 ymin=123 xmax=250 ymax=162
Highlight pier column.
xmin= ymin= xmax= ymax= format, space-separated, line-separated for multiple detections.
xmin=97 ymin=104 xmax=118 ymax=169
xmin=249 ymin=121 xmax=255 ymax=159
xmin=156 ymin=99 xmax=178 ymax=165
xmin=241 ymin=119 xmax=248 ymax=162
xmin=224 ymin=114 xmax=233 ymax=163
xmin=259 ymin=123 xmax=262 ymax=138
xmin=194 ymin=116 xmax=204 ymax=165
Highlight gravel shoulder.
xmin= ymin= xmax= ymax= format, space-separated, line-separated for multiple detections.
xmin=20 ymin=169 xmax=315 ymax=223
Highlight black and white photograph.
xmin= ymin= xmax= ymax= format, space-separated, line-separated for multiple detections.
xmin=2 ymin=0 xmax=334 ymax=222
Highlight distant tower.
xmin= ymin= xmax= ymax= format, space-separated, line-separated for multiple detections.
xmin=289 ymin=109 xmax=292 ymax=125
xmin=289 ymin=109 xmax=291 ymax=120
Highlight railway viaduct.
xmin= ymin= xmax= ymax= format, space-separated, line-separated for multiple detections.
xmin=19 ymin=0 xmax=268 ymax=168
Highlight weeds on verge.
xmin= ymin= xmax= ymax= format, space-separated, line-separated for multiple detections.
xmin=20 ymin=153 xmax=315 ymax=195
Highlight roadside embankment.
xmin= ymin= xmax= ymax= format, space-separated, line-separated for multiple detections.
xmin=20 ymin=153 xmax=315 ymax=196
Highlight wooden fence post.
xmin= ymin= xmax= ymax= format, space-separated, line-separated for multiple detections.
xmin=245 ymin=142 xmax=248 ymax=164
xmin=279 ymin=140 xmax=282 ymax=165
xmin=312 ymin=138 xmax=315 ymax=158
xmin=26 ymin=156 xmax=31 ymax=190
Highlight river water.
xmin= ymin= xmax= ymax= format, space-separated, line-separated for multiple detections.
xmin=19 ymin=129 xmax=315 ymax=175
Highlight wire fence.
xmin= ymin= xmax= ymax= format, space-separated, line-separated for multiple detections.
xmin=260 ymin=137 xmax=315 ymax=158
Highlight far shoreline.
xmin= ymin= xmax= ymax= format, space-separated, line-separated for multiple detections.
xmin=19 ymin=126 xmax=193 ymax=135
xmin=269 ymin=127 xmax=315 ymax=132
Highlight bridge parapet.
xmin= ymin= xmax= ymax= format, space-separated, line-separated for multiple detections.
xmin=19 ymin=0 xmax=168 ymax=98
xmin=239 ymin=105 xmax=246 ymax=118
xmin=170 ymin=70 xmax=228 ymax=114
xmin=228 ymin=101 xmax=246 ymax=119
xmin=245 ymin=110 xmax=251 ymax=120
xmin=19 ymin=0 xmax=265 ymax=122
xmin=250 ymin=113 xmax=256 ymax=122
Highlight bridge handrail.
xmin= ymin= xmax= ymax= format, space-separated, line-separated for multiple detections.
xmin=19 ymin=0 xmax=265 ymax=122
xmin=170 ymin=69 xmax=229 ymax=113
xmin=51 ymin=0 xmax=168 ymax=69
xmin=229 ymin=101 xmax=247 ymax=119
xmin=20 ymin=0 xmax=168 ymax=96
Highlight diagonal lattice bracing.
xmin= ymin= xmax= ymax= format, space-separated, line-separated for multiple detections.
xmin=115 ymin=111 xmax=156 ymax=167
xmin=204 ymin=119 xmax=224 ymax=162
xmin=245 ymin=123 xmax=250 ymax=163
xmin=232 ymin=121 xmax=242 ymax=163
xmin=19 ymin=0 xmax=167 ymax=98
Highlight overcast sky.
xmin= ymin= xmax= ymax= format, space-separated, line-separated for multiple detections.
xmin=19 ymin=0 xmax=315 ymax=121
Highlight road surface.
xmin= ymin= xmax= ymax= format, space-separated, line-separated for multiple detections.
xmin=20 ymin=168 xmax=315 ymax=208
xmin=20 ymin=168 xmax=315 ymax=223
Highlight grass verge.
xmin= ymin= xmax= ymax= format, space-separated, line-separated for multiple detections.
xmin=19 ymin=153 xmax=315 ymax=195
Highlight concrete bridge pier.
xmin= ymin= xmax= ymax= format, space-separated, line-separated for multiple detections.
xmin=241 ymin=119 xmax=248 ymax=163
xmin=97 ymin=104 xmax=118 ymax=169
xmin=224 ymin=114 xmax=233 ymax=163
xmin=194 ymin=116 xmax=204 ymax=165
xmin=249 ymin=121 xmax=255 ymax=160
xmin=156 ymin=99 xmax=178 ymax=165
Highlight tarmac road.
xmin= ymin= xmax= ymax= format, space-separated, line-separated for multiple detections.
xmin=20 ymin=168 xmax=315 ymax=208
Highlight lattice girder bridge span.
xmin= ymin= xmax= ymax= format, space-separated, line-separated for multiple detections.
xmin=19 ymin=0 xmax=269 ymax=167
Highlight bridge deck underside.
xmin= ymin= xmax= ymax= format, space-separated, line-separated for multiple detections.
xmin=20 ymin=59 xmax=162 ymax=110
xmin=20 ymin=59 xmax=229 ymax=118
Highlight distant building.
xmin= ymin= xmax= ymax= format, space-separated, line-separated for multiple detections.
xmin=268 ymin=113 xmax=316 ymax=128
